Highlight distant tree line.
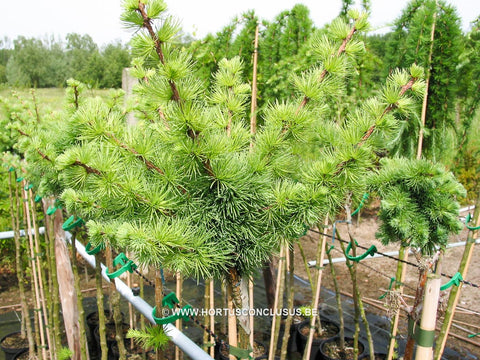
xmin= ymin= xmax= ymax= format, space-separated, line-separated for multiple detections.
xmin=0 ymin=34 xmax=131 ymax=88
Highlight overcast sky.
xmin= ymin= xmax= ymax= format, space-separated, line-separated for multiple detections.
xmin=1 ymin=0 xmax=479 ymax=47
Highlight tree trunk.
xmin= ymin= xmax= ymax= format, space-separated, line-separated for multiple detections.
xmin=263 ymin=260 xmax=276 ymax=310
xmin=43 ymin=198 xmax=62 ymax=355
xmin=95 ymin=252 xmax=108 ymax=360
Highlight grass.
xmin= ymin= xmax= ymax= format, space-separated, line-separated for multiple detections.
xmin=0 ymin=87 xmax=114 ymax=112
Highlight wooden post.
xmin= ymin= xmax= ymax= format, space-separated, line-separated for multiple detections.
xmin=434 ymin=193 xmax=480 ymax=359
xmin=415 ymin=255 xmax=442 ymax=360
xmin=54 ymin=208 xmax=81 ymax=360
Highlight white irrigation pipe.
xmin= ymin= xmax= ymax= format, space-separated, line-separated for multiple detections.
xmin=0 ymin=228 xmax=213 ymax=360
xmin=308 ymin=238 xmax=480 ymax=267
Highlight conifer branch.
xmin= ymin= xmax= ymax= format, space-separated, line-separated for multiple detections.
xmin=72 ymin=160 xmax=102 ymax=176
xmin=137 ymin=1 xmax=180 ymax=102
xmin=297 ymin=22 xmax=358 ymax=112
xmin=104 ymin=131 xmax=188 ymax=194
xmin=16 ymin=129 xmax=30 ymax=137
xmin=104 ymin=132 xmax=164 ymax=174
xmin=36 ymin=149 xmax=52 ymax=163
xmin=358 ymin=76 xmax=417 ymax=148
xmin=334 ymin=76 xmax=418 ymax=175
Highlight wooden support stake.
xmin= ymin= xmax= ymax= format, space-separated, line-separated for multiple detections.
xmin=302 ymin=216 xmax=329 ymax=360
xmin=22 ymin=186 xmax=47 ymax=360
xmin=210 ymin=279 xmax=215 ymax=358
xmin=175 ymin=272 xmax=184 ymax=360
xmin=415 ymin=255 xmax=442 ymax=360
xmin=250 ymin=23 xmax=259 ymax=139
xmin=268 ymin=245 xmax=286 ymax=360
xmin=434 ymin=191 xmax=480 ymax=359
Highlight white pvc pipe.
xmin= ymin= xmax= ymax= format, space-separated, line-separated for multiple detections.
xmin=66 ymin=232 xmax=214 ymax=360
xmin=0 ymin=226 xmax=45 ymax=239
xmin=308 ymin=238 xmax=480 ymax=267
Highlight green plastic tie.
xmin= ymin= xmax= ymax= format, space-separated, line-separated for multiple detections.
xmin=46 ymin=200 xmax=62 ymax=215
xmin=440 ymin=272 xmax=463 ymax=291
xmin=378 ymin=277 xmax=396 ymax=299
xmin=345 ymin=240 xmax=377 ymax=262
xmin=151 ymin=294 xmax=193 ymax=325
xmin=326 ymin=245 xmax=334 ymax=255
xmin=16 ymin=177 xmax=24 ymax=182
xmin=468 ymin=332 xmax=480 ymax=338
xmin=8 ymin=167 xmax=15 ymax=172
xmin=351 ymin=193 xmax=369 ymax=217
xmin=62 ymin=215 xmax=85 ymax=231
xmin=415 ymin=326 xmax=436 ymax=347
xmin=106 ymin=253 xmax=137 ymax=280
xmin=465 ymin=213 xmax=480 ymax=231
xmin=85 ymin=242 xmax=104 ymax=255
xmin=24 ymin=183 xmax=33 ymax=190
xmin=34 ymin=195 xmax=42 ymax=203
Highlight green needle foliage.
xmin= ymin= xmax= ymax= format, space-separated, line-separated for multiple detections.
xmin=368 ymin=157 xmax=465 ymax=254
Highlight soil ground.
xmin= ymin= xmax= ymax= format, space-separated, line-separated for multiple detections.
xmin=0 ymin=204 xmax=479 ymax=358
xmin=292 ymin=203 xmax=480 ymax=358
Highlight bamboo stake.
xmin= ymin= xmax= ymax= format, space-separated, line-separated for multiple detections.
xmin=280 ymin=247 xmax=295 ymax=360
xmin=175 ymin=272 xmax=184 ymax=360
xmin=22 ymin=185 xmax=47 ymax=360
xmin=28 ymin=189 xmax=52 ymax=358
xmin=434 ymin=192 xmax=480 ymax=359
xmin=8 ymin=172 xmax=35 ymax=353
xmin=415 ymin=254 xmax=442 ymax=360
xmin=268 ymin=245 xmax=286 ymax=360
xmin=250 ymin=23 xmax=259 ymax=139
xmin=203 ymin=279 xmax=211 ymax=350
xmin=127 ymin=251 xmax=135 ymax=350
xmin=249 ymin=276 xmax=254 ymax=359
xmin=210 ymin=279 xmax=215 ymax=358
xmin=416 ymin=0 xmax=438 ymax=159
xmin=302 ymin=216 xmax=329 ymax=360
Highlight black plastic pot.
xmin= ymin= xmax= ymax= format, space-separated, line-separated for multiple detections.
xmin=94 ymin=322 xmax=130 ymax=360
xmin=316 ymin=336 xmax=366 ymax=360
xmin=359 ymin=353 xmax=387 ymax=360
xmin=277 ymin=315 xmax=305 ymax=353
xmin=296 ymin=319 xmax=340 ymax=359
xmin=12 ymin=350 xmax=28 ymax=360
xmin=0 ymin=332 xmax=29 ymax=360
xmin=215 ymin=340 xmax=267 ymax=360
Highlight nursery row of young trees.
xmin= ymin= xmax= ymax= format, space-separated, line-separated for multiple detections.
xmin=0 ymin=0 xmax=479 ymax=360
